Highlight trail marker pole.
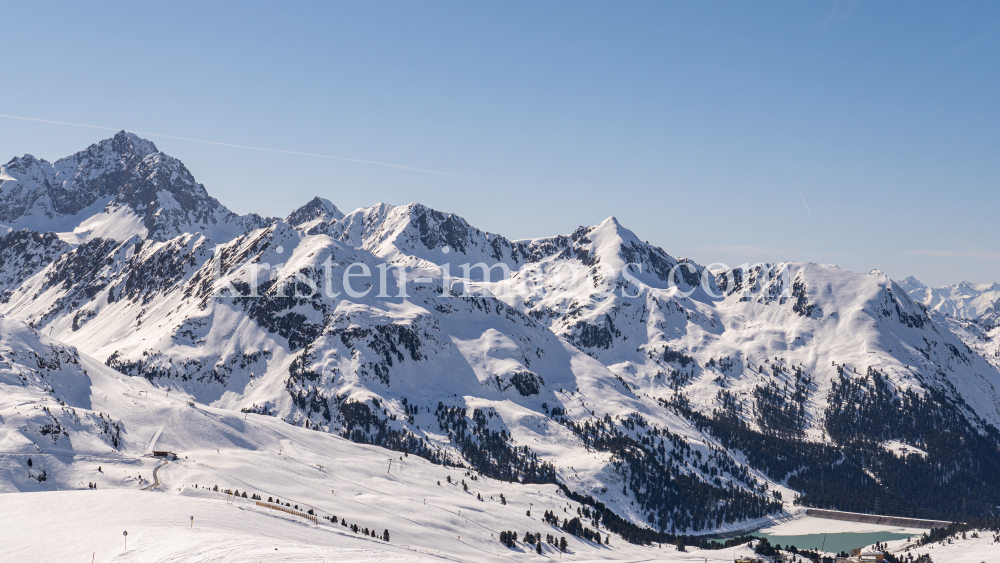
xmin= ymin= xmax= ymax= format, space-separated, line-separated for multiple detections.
xmin=190 ymin=516 xmax=193 ymax=528
xmin=387 ymin=459 xmax=392 ymax=474
xmin=123 ymin=530 xmax=127 ymax=550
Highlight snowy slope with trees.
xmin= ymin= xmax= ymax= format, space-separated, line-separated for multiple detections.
xmin=0 ymin=316 xmax=762 ymax=561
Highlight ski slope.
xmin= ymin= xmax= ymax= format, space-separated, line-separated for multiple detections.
xmin=0 ymin=316 xmax=765 ymax=561
xmin=0 ymin=485 xmax=767 ymax=562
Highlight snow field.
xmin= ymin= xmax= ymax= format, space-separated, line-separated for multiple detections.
xmin=1 ymin=420 xmax=764 ymax=562
xmin=876 ymin=530 xmax=1000 ymax=563
xmin=758 ymin=516 xmax=924 ymax=536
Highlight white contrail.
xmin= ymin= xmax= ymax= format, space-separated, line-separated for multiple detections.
xmin=0 ymin=113 xmax=471 ymax=178
xmin=792 ymin=176 xmax=811 ymax=214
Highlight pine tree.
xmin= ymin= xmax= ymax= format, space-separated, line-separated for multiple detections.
xmin=27 ymin=458 xmax=32 ymax=467
xmin=383 ymin=529 xmax=390 ymax=542
xmin=536 ymin=542 xmax=542 ymax=554
xmin=560 ymin=537 xmax=567 ymax=552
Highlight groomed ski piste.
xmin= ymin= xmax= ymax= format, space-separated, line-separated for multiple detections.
xmin=0 ymin=450 xmax=761 ymax=562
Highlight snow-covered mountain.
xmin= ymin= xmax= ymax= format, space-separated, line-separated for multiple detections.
xmin=901 ymin=276 xmax=1000 ymax=326
xmin=0 ymin=131 xmax=271 ymax=244
xmin=325 ymin=201 xmax=531 ymax=276
xmin=900 ymin=276 xmax=1000 ymax=372
xmin=3 ymin=133 xmax=1000 ymax=543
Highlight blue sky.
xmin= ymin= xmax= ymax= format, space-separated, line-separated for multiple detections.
xmin=1 ymin=1 xmax=997 ymax=286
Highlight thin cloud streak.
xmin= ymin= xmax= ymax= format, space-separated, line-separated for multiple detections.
xmin=792 ymin=176 xmax=811 ymax=214
xmin=0 ymin=113 xmax=473 ymax=178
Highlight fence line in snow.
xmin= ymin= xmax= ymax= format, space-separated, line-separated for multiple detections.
xmin=255 ymin=501 xmax=319 ymax=524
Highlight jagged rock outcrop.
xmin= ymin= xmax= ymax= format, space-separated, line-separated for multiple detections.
xmin=0 ymin=131 xmax=270 ymax=243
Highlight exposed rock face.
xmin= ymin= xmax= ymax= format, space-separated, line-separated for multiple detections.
xmin=0 ymin=131 xmax=270 ymax=243
xmin=285 ymin=197 xmax=344 ymax=232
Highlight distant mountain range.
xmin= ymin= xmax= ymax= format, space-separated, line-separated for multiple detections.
xmin=2 ymin=132 xmax=999 ymax=532
xmin=900 ymin=276 xmax=1000 ymax=327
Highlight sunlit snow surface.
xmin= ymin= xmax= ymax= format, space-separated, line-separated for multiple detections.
xmin=0 ymin=316 xmax=762 ymax=561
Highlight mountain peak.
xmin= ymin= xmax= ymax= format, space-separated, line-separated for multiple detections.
xmin=583 ymin=215 xmax=644 ymax=249
xmin=109 ymin=131 xmax=158 ymax=161
xmin=0 ymin=133 xmax=267 ymax=243
xmin=899 ymin=276 xmax=928 ymax=293
xmin=4 ymin=153 xmax=45 ymax=169
xmin=287 ymin=197 xmax=344 ymax=229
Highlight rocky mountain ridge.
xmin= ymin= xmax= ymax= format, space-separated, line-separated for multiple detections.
xmin=0 ymin=131 xmax=271 ymax=243
xmin=900 ymin=276 xmax=1000 ymax=326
